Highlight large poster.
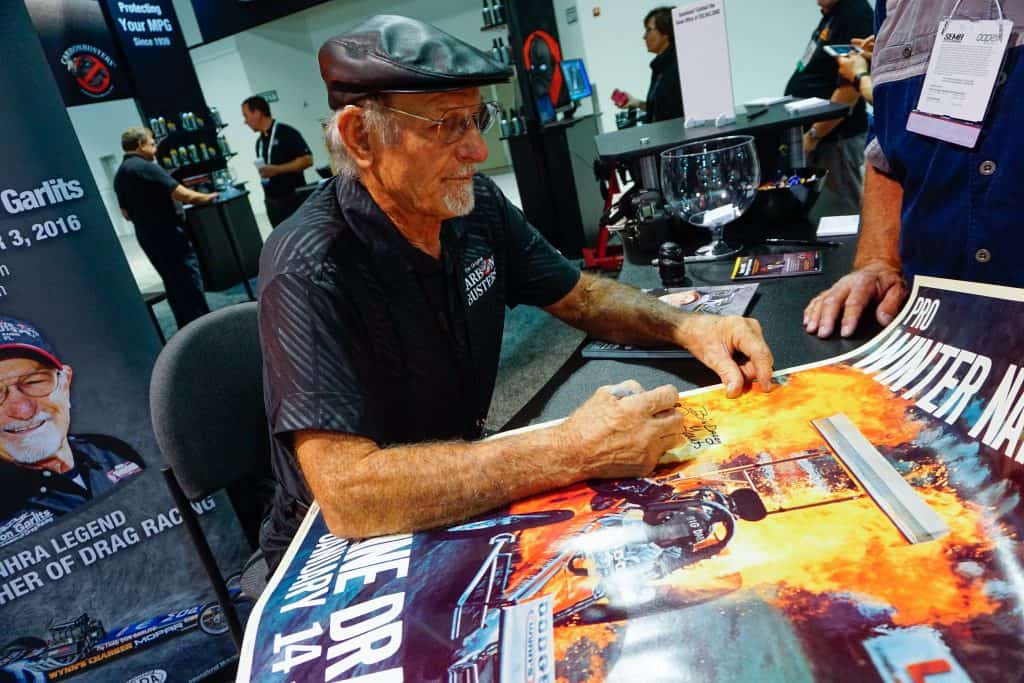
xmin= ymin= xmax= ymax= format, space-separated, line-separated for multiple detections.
xmin=25 ymin=0 xmax=134 ymax=107
xmin=0 ymin=3 xmax=247 ymax=681
xmin=239 ymin=275 xmax=1024 ymax=682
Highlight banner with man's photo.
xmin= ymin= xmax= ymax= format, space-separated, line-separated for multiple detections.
xmin=238 ymin=274 xmax=1024 ymax=683
xmin=0 ymin=3 xmax=248 ymax=681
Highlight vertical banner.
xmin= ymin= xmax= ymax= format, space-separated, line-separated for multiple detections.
xmin=672 ymin=1 xmax=736 ymax=125
xmin=101 ymin=0 xmax=207 ymax=119
xmin=25 ymin=0 xmax=134 ymax=107
xmin=0 ymin=3 xmax=247 ymax=681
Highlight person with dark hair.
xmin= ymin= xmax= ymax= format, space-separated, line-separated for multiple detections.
xmin=0 ymin=317 xmax=144 ymax=546
xmin=785 ymin=0 xmax=874 ymax=217
xmin=114 ymin=127 xmax=217 ymax=329
xmin=257 ymin=15 xmax=774 ymax=569
xmin=241 ymin=95 xmax=313 ymax=227
xmin=613 ymin=6 xmax=684 ymax=124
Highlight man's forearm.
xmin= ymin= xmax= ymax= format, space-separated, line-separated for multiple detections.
xmin=278 ymin=154 xmax=313 ymax=174
xmin=300 ymin=425 xmax=582 ymax=539
xmin=809 ymin=85 xmax=859 ymax=140
xmin=547 ymin=274 xmax=693 ymax=348
xmin=854 ymin=164 xmax=903 ymax=270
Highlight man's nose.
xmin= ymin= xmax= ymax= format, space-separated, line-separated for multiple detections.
xmin=4 ymin=392 xmax=37 ymax=420
xmin=456 ymin=125 xmax=489 ymax=164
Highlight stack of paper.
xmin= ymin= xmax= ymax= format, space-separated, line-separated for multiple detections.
xmin=743 ymin=96 xmax=793 ymax=109
xmin=785 ymin=97 xmax=831 ymax=114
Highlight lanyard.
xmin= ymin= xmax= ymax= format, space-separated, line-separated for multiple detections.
xmin=943 ymin=0 xmax=1006 ymax=34
xmin=262 ymin=121 xmax=278 ymax=164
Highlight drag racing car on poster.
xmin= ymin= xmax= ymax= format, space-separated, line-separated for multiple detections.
xmin=0 ymin=578 xmax=244 ymax=681
xmin=443 ymin=480 xmax=770 ymax=683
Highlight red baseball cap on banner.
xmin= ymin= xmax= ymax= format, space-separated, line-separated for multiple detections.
xmin=0 ymin=317 xmax=63 ymax=368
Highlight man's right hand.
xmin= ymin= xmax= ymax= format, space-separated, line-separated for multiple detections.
xmin=558 ymin=380 xmax=683 ymax=480
xmin=803 ymin=261 xmax=908 ymax=338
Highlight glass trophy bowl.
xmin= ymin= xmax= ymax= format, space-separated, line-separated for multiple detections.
xmin=660 ymin=134 xmax=761 ymax=261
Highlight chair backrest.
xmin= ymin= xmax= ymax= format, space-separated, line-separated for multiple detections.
xmin=150 ymin=302 xmax=269 ymax=499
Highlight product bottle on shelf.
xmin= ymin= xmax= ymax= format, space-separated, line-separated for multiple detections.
xmin=187 ymin=144 xmax=200 ymax=163
xmin=169 ymin=149 xmax=180 ymax=167
xmin=216 ymin=135 xmax=232 ymax=156
xmin=157 ymin=117 xmax=167 ymax=136
xmin=493 ymin=0 xmax=505 ymax=24
xmin=210 ymin=107 xmax=223 ymax=127
xmin=499 ymin=108 xmax=510 ymax=138
xmin=482 ymin=0 xmax=493 ymax=27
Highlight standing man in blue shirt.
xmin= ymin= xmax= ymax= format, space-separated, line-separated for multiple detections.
xmin=804 ymin=0 xmax=1024 ymax=338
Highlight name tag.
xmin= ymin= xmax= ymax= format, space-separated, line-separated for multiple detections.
xmin=907 ymin=19 xmax=1012 ymax=148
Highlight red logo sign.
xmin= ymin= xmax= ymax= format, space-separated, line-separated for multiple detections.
xmin=60 ymin=44 xmax=117 ymax=99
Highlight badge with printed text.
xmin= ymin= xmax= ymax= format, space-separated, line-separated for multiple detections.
xmin=907 ymin=17 xmax=1013 ymax=148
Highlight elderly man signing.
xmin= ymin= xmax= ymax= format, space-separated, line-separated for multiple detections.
xmin=256 ymin=15 xmax=775 ymax=569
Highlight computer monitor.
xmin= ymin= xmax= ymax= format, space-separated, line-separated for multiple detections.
xmin=560 ymin=59 xmax=592 ymax=101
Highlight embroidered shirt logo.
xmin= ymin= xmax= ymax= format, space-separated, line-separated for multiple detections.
xmin=465 ymin=254 xmax=496 ymax=306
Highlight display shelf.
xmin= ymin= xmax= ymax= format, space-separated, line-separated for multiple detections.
xmin=481 ymin=22 xmax=507 ymax=31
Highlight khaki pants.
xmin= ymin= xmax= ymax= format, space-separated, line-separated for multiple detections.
xmin=807 ymin=133 xmax=866 ymax=221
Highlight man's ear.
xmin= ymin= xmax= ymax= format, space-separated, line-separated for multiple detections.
xmin=62 ymin=365 xmax=73 ymax=390
xmin=337 ymin=106 xmax=374 ymax=171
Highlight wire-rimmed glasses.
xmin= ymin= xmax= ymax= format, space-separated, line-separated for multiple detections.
xmin=383 ymin=101 xmax=500 ymax=144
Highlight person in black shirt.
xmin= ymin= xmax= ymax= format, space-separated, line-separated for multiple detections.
xmin=784 ymin=0 xmax=874 ymax=216
xmin=241 ymin=96 xmax=313 ymax=227
xmin=257 ymin=15 xmax=775 ymax=569
xmin=613 ymin=6 xmax=684 ymax=124
xmin=114 ymin=127 xmax=217 ymax=329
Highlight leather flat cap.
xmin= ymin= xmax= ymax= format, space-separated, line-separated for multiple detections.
xmin=319 ymin=14 xmax=513 ymax=109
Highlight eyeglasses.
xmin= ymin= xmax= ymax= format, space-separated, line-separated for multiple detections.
xmin=0 ymin=369 xmax=60 ymax=406
xmin=381 ymin=101 xmax=499 ymax=145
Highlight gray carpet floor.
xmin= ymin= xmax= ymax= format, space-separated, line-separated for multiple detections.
xmin=151 ymin=280 xmax=585 ymax=431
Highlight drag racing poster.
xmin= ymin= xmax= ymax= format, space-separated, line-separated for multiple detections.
xmin=0 ymin=4 xmax=248 ymax=681
xmin=239 ymin=275 xmax=1024 ymax=683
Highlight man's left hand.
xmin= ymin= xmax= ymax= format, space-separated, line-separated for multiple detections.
xmin=837 ymin=53 xmax=869 ymax=83
xmin=677 ymin=314 xmax=775 ymax=398
xmin=803 ymin=131 xmax=819 ymax=155
xmin=258 ymin=164 xmax=278 ymax=179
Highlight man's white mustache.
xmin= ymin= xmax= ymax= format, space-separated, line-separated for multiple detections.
xmin=3 ymin=412 xmax=51 ymax=433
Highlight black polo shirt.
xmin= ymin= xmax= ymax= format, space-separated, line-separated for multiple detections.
xmin=784 ymin=0 xmax=874 ymax=139
xmin=645 ymin=45 xmax=684 ymax=124
xmin=257 ymin=173 xmax=580 ymax=558
xmin=255 ymin=121 xmax=311 ymax=199
xmin=113 ymin=153 xmax=181 ymax=229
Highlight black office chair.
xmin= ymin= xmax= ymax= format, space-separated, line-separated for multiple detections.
xmin=149 ymin=301 xmax=272 ymax=648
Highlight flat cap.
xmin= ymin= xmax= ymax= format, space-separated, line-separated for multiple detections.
xmin=318 ymin=14 xmax=513 ymax=109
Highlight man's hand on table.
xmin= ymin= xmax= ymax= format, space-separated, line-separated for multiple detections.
xmin=558 ymin=380 xmax=684 ymax=479
xmin=803 ymin=261 xmax=908 ymax=338
xmin=677 ymin=314 xmax=775 ymax=397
